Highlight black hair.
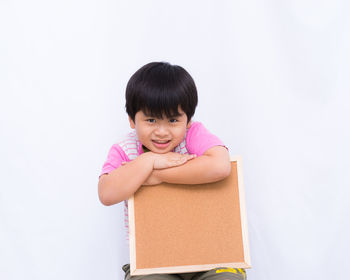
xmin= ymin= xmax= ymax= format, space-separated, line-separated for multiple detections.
xmin=125 ymin=62 xmax=198 ymax=123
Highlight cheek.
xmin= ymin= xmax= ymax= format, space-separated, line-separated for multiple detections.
xmin=174 ymin=128 xmax=187 ymax=139
xmin=137 ymin=126 xmax=151 ymax=138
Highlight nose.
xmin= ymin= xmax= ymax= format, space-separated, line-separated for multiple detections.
xmin=154 ymin=124 xmax=169 ymax=138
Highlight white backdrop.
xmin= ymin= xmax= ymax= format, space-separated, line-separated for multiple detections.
xmin=1 ymin=1 xmax=349 ymax=280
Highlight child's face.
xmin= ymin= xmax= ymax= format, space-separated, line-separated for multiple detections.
xmin=129 ymin=108 xmax=191 ymax=154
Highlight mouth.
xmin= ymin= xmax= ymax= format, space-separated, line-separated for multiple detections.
xmin=152 ymin=139 xmax=171 ymax=149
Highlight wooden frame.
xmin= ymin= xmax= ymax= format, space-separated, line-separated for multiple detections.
xmin=128 ymin=156 xmax=251 ymax=276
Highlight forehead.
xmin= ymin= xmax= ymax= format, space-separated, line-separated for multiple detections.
xmin=140 ymin=107 xmax=186 ymax=118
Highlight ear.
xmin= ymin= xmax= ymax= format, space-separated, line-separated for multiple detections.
xmin=186 ymin=119 xmax=192 ymax=129
xmin=129 ymin=116 xmax=136 ymax=129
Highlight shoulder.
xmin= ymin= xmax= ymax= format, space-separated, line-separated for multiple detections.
xmin=115 ymin=131 xmax=141 ymax=160
xmin=100 ymin=131 xmax=140 ymax=177
xmin=106 ymin=144 xmax=126 ymax=162
xmin=186 ymin=121 xmax=214 ymax=139
xmin=117 ymin=131 xmax=138 ymax=150
xmin=186 ymin=121 xmax=225 ymax=156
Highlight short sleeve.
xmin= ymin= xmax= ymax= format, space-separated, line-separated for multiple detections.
xmin=186 ymin=122 xmax=227 ymax=156
xmin=99 ymin=144 xmax=129 ymax=177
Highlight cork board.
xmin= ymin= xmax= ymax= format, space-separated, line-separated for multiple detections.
xmin=128 ymin=156 xmax=251 ymax=276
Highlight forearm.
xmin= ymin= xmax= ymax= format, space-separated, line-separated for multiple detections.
xmin=153 ymin=153 xmax=231 ymax=185
xmin=98 ymin=153 xmax=154 ymax=206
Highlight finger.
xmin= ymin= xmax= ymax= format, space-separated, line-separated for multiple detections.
xmin=181 ymin=154 xmax=196 ymax=162
xmin=174 ymin=157 xmax=189 ymax=166
xmin=187 ymin=154 xmax=196 ymax=160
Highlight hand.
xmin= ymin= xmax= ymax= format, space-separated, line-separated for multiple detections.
xmin=121 ymin=160 xmax=162 ymax=186
xmin=151 ymin=152 xmax=196 ymax=170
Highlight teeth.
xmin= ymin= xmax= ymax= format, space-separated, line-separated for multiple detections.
xmin=154 ymin=140 xmax=169 ymax=144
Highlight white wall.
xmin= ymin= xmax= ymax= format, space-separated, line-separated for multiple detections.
xmin=1 ymin=1 xmax=349 ymax=279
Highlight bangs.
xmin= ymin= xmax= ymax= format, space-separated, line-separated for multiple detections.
xmin=138 ymin=88 xmax=184 ymax=119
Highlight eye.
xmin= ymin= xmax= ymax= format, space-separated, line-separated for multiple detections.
xmin=169 ymin=119 xmax=178 ymax=123
xmin=146 ymin=119 xmax=156 ymax=123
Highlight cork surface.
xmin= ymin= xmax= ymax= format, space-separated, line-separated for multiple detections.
xmin=133 ymin=162 xmax=244 ymax=269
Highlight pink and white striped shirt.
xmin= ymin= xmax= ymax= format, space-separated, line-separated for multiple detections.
xmin=99 ymin=122 xmax=225 ymax=241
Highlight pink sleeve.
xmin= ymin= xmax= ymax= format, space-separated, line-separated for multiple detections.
xmin=99 ymin=144 xmax=130 ymax=177
xmin=186 ymin=122 xmax=227 ymax=156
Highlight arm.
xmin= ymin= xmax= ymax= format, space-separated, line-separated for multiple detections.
xmin=98 ymin=152 xmax=154 ymax=206
xmin=98 ymin=152 xmax=195 ymax=206
xmin=151 ymin=146 xmax=231 ymax=185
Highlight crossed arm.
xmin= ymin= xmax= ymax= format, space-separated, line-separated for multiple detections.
xmin=98 ymin=146 xmax=231 ymax=206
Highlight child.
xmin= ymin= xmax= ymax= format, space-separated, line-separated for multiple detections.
xmin=98 ymin=62 xmax=246 ymax=280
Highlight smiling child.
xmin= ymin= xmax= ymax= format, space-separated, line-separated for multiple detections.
xmin=98 ymin=62 xmax=246 ymax=280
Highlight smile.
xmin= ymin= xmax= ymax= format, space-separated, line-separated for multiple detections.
xmin=152 ymin=140 xmax=170 ymax=144
xmin=152 ymin=140 xmax=171 ymax=149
